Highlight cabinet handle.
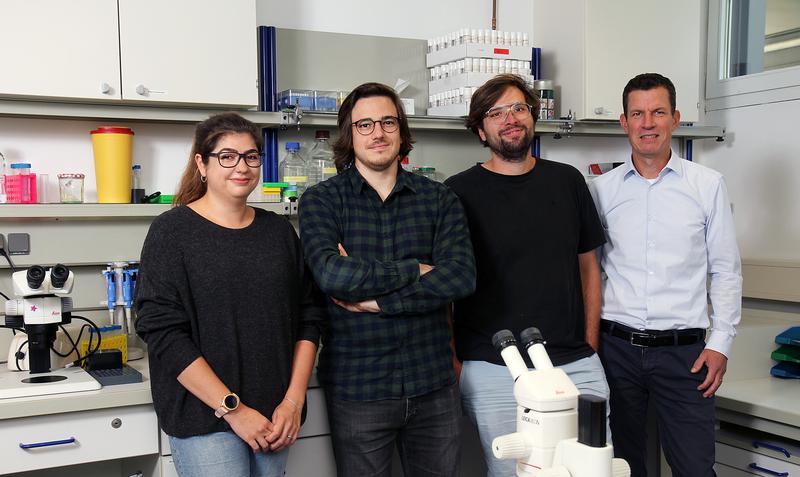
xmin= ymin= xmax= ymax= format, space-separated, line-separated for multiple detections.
xmin=135 ymin=84 xmax=148 ymax=96
xmin=100 ymin=82 xmax=112 ymax=94
xmin=753 ymin=440 xmax=791 ymax=458
xmin=19 ymin=437 xmax=76 ymax=449
xmin=748 ymin=463 xmax=788 ymax=476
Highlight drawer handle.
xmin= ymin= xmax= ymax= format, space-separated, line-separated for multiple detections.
xmin=748 ymin=463 xmax=788 ymax=476
xmin=19 ymin=437 xmax=76 ymax=449
xmin=753 ymin=440 xmax=791 ymax=458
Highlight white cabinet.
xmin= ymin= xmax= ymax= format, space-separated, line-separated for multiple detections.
xmin=0 ymin=1 xmax=122 ymax=101
xmin=0 ymin=0 xmax=257 ymax=107
xmin=533 ymin=0 xmax=702 ymax=122
xmin=0 ymin=405 xmax=158 ymax=474
xmin=118 ymin=0 xmax=257 ymax=106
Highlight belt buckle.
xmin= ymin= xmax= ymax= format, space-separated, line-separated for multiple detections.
xmin=630 ymin=331 xmax=650 ymax=348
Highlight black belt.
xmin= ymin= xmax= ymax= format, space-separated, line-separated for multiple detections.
xmin=601 ymin=320 xmax=705 ymax=347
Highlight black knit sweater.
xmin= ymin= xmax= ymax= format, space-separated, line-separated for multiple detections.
xmin=135 ymin=206 xmax=325 ymax=437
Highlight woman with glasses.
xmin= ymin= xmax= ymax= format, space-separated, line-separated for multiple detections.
xmin=135 ymin=112 xmax=325 ymax=477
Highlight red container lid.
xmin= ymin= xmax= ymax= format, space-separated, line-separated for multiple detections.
xmin=91 ymin=126 xmax=134 ymax=135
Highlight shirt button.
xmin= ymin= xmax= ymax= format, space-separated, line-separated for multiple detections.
xmin=648 ymin=241 xmax=655 ymax=248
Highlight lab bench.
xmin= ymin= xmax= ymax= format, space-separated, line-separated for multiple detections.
xmin=0 ymin=358 xmax=336 ymax=477
xmin=711 ymin=310 xmax=800 ymax=476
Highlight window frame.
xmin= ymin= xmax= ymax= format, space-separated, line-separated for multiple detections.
xmin=706 ymin=0 xmax=800 ymax=109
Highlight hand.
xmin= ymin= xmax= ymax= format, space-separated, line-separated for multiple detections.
xmin=419 ymin=263 xmax=434 ymax=276
xmin=223 ymin=404 xmax=274 ymax=452
xmin=338 ymin=243 xmax=348 ymax=257
xmin=691 ymin=348 xmax=728 ymax=398
xmin=331 ymin=297 xmax=380 ymax=313
xmin=268 ymin=399 xmax=302 ymax=452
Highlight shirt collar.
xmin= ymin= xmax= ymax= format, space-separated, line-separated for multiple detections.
xmin=345 ymin=163 xmax=417 ymax=196
xmin=622 ymin=150 xmax=684 ymax=181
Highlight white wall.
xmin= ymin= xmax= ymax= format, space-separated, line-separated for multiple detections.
xmin=697 ymin=100 xmax=800 ymax=262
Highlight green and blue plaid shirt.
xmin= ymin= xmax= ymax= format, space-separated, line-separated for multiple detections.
xmin=298 ymin=166 xmax=476 ymax=401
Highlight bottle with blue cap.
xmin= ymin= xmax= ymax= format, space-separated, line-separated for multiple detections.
xmin=279 ymin=142 xmax=308 ymax=200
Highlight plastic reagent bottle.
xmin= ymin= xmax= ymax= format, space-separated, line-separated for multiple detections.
xmin=307 ymin=131 xmax=336 ymax=188
xmin=279 ymin=142 xmax=308 ymax=198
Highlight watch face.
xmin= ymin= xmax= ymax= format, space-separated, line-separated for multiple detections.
xmin=224 ymin=394 xmax=239 ymax=410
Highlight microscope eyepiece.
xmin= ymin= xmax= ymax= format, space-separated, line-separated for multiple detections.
xmin=50 ymin=264 xmax=70 ymax=289
xmin=492 ymin=329 xmax=517 ymax=352
xmin=520 ymin=327 xmax=545 ymax=349
xmin=26 ymin=265 xmax=47 ymax=290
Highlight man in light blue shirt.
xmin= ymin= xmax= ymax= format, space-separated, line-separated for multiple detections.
xmin=590 ymin=73 xmax=742 ymax=477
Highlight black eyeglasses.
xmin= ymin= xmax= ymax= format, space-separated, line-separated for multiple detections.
xmin=351 ymin=116 xmax=400 ymax=136
xmin=207 ymin=149 xmax=263 ymax=168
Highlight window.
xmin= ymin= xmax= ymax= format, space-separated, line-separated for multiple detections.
xmin=707 ymin=0 xmax=800 ymax=105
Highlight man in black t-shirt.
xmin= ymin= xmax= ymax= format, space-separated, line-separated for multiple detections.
xmin=444 ymin=74 xmax=609 ymax=477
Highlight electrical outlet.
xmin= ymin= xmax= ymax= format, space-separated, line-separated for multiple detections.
xmin=7 ymin=233 xmax=30 ymax=255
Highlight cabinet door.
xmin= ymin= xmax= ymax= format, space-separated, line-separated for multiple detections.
xmin=0 ymin=0 xmax=121 ymax=101
xmin=584 ymin=0 xmax=702 ymax=122
xmin=118 ymin=0 xmax=257 ymax=107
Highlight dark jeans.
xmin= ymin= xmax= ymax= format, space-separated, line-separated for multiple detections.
xmin=325 ymin=383 xmax=462 ymax=477
xmin=599 ymin=330 xmax=717 ymax=477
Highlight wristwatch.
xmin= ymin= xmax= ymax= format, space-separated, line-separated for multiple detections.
xmin=214 ymin=392 xmax=240 ymax=418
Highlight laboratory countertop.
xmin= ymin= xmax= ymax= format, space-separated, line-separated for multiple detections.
xmin=0 ymin=355 xmax=322 ymax=421
xmin=0 ymin=358 xmax=153 ymax=420
xmin=714 ymin=309 xmax=800 ymax=430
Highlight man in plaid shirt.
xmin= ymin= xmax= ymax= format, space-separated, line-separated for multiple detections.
xmin=299 ymin=82 xmax=476 ymax=476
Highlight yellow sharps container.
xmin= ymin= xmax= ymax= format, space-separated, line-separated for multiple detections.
xmin=91 ymin=126 xmax=134 ymax=203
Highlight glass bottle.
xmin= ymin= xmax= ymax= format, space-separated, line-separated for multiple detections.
xmin=279 ymin=142 xmax=308 ymax=200
xmin=307 ymin=130 xmax=335 ymax=188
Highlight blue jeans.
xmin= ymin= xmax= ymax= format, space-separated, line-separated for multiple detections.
xmin=325 ymin=382 xmax=462 ymax=477
xmin=460 ymin=354 xmax=610 ymax=477
xmin=168 ymin=431 xmax=289 ymax=477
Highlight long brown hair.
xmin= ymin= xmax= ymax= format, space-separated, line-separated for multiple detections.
xmin=332 ymin=82 xmax=415 ymax=172
xmin=173 ymin=113 xmax=262 ymax=206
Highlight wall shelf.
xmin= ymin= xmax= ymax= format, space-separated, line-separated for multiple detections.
xmin=0 ymin=99 xmax=726 ymax=139
xmin=0 ymin=202 xmax=291 ymax=219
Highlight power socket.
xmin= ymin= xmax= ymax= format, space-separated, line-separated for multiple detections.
xmin=7 ymin=233 xmax=29 ymax=255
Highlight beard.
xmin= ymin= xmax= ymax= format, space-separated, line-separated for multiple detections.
xmin=485 ymin=125 xmax=534 ymax=162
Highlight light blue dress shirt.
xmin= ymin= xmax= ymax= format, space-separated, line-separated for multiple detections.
xmin=589 ymin=153 xmax=742 ymax=356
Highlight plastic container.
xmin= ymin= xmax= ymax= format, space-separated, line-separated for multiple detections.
xmin=314 ymin=90 xmax=338 ymax=111
xmin=91 ymin=126 xmax=134 ymax=203
xmin=131 ymin=164 xmax=145 ymax=203
xmin=6 ymin=163 xmax=37 ymax=204
xmin=307 ymin=131 xmax=336 ymax=188
xmin=533 ymin=80 xmax=556 ymax=120
xmin=58 ymin=173 xmax=85 ymax=203
xmin=279 ymin=142 xmax=308 ymax=199
xmin=81 ymin=324 xmax=128 ymax=364
xmin=37 ymin=174 xmax=49 ymax=203
xmin=277 ymin=89 xmax=314 ymax=110
xmin=0 ymin=151 xmax=6 ymax=203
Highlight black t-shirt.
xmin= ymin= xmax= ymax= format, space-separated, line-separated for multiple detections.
xmin=445 ymin=159 xmax=605 ymax=367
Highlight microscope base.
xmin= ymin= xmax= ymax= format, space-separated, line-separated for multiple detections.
xmin=0 ymin=366 xmax=101 ymax=399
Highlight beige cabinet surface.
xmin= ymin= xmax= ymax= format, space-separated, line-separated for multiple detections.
xmin=534 ymin=0 xmax=702 ymax=123
xmin=0 ymin=0 xmax=257 ymax=107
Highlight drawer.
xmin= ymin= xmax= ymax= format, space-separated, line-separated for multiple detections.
xmin=0 ymin=404 xmax=158 ymax=473
xmin=716 ymin=441 xmax=800 ymax=476
xmin=715 ymin=462 xmax=762 ymax=476
xmin=160 ymin=388 xmax=329 ymax=456
xmin=161 ymin=455 xmax=179 ymax=477
xmin=718 ymin=423 xmax=800 ymax=466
